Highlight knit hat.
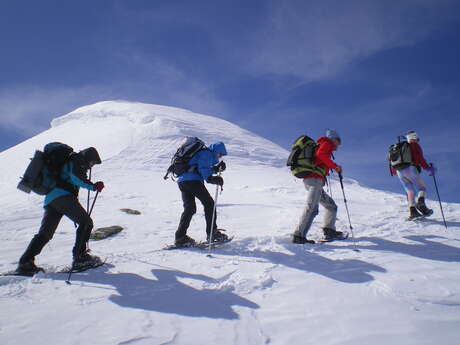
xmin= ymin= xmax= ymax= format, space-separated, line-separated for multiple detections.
xmin=406 ymin=131 xmax=419 ymax=142
xmin=326 ymin=129 xmax=341 ymax=143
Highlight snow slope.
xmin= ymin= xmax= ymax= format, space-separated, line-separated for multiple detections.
xmin=1 ymin=101 xmax=459 ymax=345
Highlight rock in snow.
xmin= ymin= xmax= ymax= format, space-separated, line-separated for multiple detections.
xmin=0 ymin=101 xmax=459 ymax=345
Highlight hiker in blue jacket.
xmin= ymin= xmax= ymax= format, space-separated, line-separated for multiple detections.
xmin=16 ymin=147 xmax=105 ymax=275
xmin=175 ymin=142 xmax=228 ymax=247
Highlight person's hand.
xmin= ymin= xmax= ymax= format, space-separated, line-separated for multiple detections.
xmin=94 ymin=181 xmax=105 ymax=192
xmin=334 ymin=165 xmax=342 ymax=173
xmin=213 ymin=161 xmax=226 ymax=173
xmin=428 ymin=163 xmax=437 ymax=176
xmin=207 ymin=176 xmax=224 ymax=186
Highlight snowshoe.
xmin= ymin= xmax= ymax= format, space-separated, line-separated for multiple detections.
xmin=72 ymin=252 xmax=103 ymax=271
xmin=60 ymin=259 xmax=106 ymax=273
xmin=174 ymin=235 xmax=197 ymax=248
xmin=406 ymin=206 xmax=424 ymax=221
xmin=322 ymin=228 xmax=349 ymax=242
xmin=12 ymin=260 xmax=44 ymax=276
xmin=196 ymin=236 xmax=234 ymax=249
xmin=292 ymin=235 xmax=315 ymax=244
xmin=207 ymin=229 xmax=229 ymax=243
xmin=416 ymin=197 xmax=433 ymax=217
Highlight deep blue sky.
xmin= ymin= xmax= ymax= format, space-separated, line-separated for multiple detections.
xmin=1 ymin=0 xmax=459 ymax=203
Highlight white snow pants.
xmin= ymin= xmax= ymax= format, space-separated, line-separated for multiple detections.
xmin=294 ymin=178 xmax=337 ymax=238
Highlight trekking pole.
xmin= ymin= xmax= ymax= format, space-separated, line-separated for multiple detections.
xmin=87 ymin=168 xmax=92 ymax=213
xmin=432 ymin=174 xmax=448 ymax=230
xmin=207 ymin=174 xmax=221 ymax=257
xmin=338 ymin=172 xmax=359 ymax=252
xmin=86 ymin=168 xmax=93 ymax=251
xmin=66 ymin=191 xmax=100 ymax=285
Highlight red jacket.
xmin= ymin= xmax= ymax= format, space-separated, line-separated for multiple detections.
xmin=409 ymin=142 xmax=429 ymax=170
xmin=305 ymin=137 xmax=338 ymax=181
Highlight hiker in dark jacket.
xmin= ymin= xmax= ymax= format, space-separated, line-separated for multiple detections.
xmin=16 ymin=147 xmax=105 ymax=275
xmin=293 ymin=130 xmax=345 ymax=243
xmin=393 ymin=131 xmax=436 ymax=220
xmin=175 ymin=142 xmax=228 ymax=247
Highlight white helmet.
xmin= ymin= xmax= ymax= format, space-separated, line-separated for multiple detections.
xmin=406 ymin=130 xmax=419 ymax=142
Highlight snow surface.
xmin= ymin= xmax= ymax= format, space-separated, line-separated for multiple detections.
xmin=1 ymin=101 xmax=459 ymax=345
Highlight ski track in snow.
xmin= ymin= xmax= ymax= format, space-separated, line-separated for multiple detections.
xmin=1 ymin=101 xmax=459 ymax=345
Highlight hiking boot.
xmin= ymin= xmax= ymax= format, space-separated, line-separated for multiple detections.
xmin=323 ymin=228 xmax=346 ymax=241
xmin=73 ymin=251 xmax=102 ymax=269
xmin=16 ymin=260 xmax=43 ymax=276
xmin=407 ymin=206 xmax=423 ymax=220
xmin=174 ymin=235 xmax=197 ymax=248
xmin=207 ymin=230 xmax=229 ymax=243
xmin=416 ymin=197 xmax=433 ymax=216
xmin=292 ymin=235 xmax=315 ymax=244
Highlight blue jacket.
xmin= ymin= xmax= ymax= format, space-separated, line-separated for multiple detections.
xmin=177 ymin=142 xmax=227 ymax=183
xmin=44 ymin=160 xmax=95 ymax=207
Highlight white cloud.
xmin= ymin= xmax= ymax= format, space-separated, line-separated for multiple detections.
xmin=0 ymin=87 xmax=103 ymax=135
xmin=233 ymin=0 xmax=459 ymax=81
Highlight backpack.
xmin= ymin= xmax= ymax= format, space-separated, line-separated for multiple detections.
xmin=163 ymin=137 xmax=207 ymax=180
xmin=17 ymin=142 xmax=74 ymax=195
xmin=286 ymin=135 xmax=326 ymax=178
xmin=388 ymin=137 xmax=412 ymax=171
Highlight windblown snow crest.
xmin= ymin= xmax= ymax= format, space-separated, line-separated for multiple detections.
xmin=49 ymin=100 xmax=287 ymax=168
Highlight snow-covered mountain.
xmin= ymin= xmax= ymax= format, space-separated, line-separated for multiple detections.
xmin=1 ymin=101 xmax=459 ymax=345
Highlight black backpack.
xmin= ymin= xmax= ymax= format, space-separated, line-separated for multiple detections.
xmin=17 ymin=142 xmax=74 ymax=195
xmin=164 ymin=137 xmax=207 ymax=180
xmin=388 ymin=136 xmax=412 ymax=172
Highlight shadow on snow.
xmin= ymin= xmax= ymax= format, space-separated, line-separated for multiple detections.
xmin=49 ymin=266 xmax=259 ymax=320
xmin=215 ymin=238 xmax=386 ymax=284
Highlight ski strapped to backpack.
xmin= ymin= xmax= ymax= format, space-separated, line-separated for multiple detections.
xmin=286 ymin=135 xmax=326 ymax=178
xmin=164 ymin=137 xmax=207 ymax=180
xmin=388 ymin=136 xmax=412 ymax=174
xmin=17 ymin=142 xmax=74 ymax=195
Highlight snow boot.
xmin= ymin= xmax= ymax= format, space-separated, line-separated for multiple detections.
xmin=323 ymin=228 xmax=346 ymax=241
xmin=416 ymin=197 xmax=433 ymax=216
xmin=16 ymin=259 xmax=43 ymax=276
xmin=407 ymin=206 xmax=424 ymax=221
xmin=174 ymin=235 xmax=197 ymax=248
xmin=72 ymin=251 xmax=102 ymax=270
xmin=292 ymin=235 xmax=315 ymax=244
xmin=207 ymin=230 xmax=229 ymax=243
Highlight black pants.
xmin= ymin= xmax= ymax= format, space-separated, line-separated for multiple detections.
xmin=176 ymin=180 xmax=217 ymax=240
xmin=19 ymin=194 xmax=93 ymax=263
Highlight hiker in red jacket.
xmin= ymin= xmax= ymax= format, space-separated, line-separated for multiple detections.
xmin=396 ymin=131 xmax=436 ymax=220
xmin=293 ymin=129 xmax=346 ymax=243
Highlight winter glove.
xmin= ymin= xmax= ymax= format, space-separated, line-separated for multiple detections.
xmin=207 ymin=175 xmax=224 ymax=186
xmin=212 ymin=161 xmax=226 ymax=173
xmin=93 ymin=181 xmax=105 ymax=192
xmin=427 ymin=163 xmax=437 ymax=176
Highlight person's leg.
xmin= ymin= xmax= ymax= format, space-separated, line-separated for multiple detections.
xmin=175 ymin=182 xmax=197 ymax=240
xmin=409 ymin=167 xmax=432 ymax=214
xmin=188 ymin=181 xmax=216 ymax=236
xmin=397 ymin=168 xmax=416 ymax=207
xmin=294 ymin=178 xmax=323 ymax=238
xmin=319 ymin=189 xmax=338 ymax=230
xmin=19 ymin=206 xmax=63 ymax=265
xmin=50 ymin=195 xmax=93 ymax=258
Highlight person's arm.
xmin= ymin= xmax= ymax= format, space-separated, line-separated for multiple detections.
xmin=67 ymin=162 xmax=95 ymax=191
xmin=315 ymin=142 xmax=338 ymax=170
xmin=194 ymin=152 xmax=214 ymax=181
xmin=412 ymin=143 xmax=429 ymax=170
